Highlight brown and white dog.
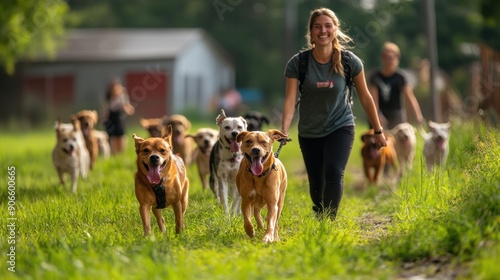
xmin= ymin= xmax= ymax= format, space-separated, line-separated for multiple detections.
xmin=163 ymin=114 xmax=196 ymax=165
xmin=140 ymin=117 xmax=167 ymax=138
xmin=52 ymin=118 xmax=89 ymax=193
xmin=419 ymin=121 xmax=451 ymax=171
xmin=387 ymin=122 xmax=417 ymax=176
xmin=361 ymin=130 xmax=398 ymax=184
xmin=186 ymin=128 xmax=219 ymax=191
xmin=132 ymin=126 xmax=189 ymax=236
xmin=209 ymin=109 xmax=247 ymax=215
xmin=236 ymin=130 xmax=288 ymax=243
xmin=75 ymin=110 xmax=100 ymax=168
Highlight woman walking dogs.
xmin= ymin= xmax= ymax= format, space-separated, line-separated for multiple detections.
xmin=281 ymin=8 xmax=386 ymax=220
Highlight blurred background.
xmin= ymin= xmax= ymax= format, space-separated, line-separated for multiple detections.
xmin=1 ymin=0 xmax=499 ymax=128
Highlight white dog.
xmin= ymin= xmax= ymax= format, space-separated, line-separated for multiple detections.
xmin=419 ymin=121 xmax=451 ymax=171
xmin=53 ymin=119 xmax=89 ymax=193
xmin=209 ymin=109 xmax=247 ymax=215
xmin=387 ymin=122 xmax=417 ymax=176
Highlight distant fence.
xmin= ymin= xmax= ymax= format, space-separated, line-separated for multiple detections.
xmin=478 ymin=43 xmax=500 ymax=125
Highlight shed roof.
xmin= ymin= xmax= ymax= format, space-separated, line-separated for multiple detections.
xmin=28 ymin=28 xmax=229 ymax=62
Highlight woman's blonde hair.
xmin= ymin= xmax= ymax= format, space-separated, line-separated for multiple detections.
xmin=305 ymin=7 xmax=353 ymax=75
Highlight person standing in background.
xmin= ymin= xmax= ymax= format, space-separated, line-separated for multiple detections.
xmin=368 ymin=42 xmax=424 ymax=129
xmin=102 ymin=78 xmax=135 ymax=155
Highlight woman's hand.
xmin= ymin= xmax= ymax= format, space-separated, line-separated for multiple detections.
xmin=375 ymin=133 xmax=387 ymax=148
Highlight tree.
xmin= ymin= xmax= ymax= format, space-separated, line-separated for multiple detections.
xmin=0 ymin=0 xmax=68 ymax=74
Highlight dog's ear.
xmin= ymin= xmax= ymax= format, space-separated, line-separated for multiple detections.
xmin=236 ymin=131 xmax=250 ymax=143
xmin=139 ymin=118 xmax=148 ymax=128
xmin=361 ymin=132 xmax=371 ymax=143
xmin=239 ymin=116 xmax=248 ymax=130
xmin=55 ymin=118 xmax=62 ymax=136
xmin=163 ymin=125 xmax=173 ymax=145
xmin=132 ymin=133 xmax=145 ymax=152
xmin=267 ymin=129 xmax=286 ymax=142
xmin=216 ymin=109 xmax=227 ymax=125
xmin=161 ymin=116 xmax=170 ymax=126
xmin=70 ymin=116 xmax=81 ymax=131
xmin=91 ymin=110 xmax=98 ymax=123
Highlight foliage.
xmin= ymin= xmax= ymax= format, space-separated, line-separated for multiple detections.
xmin=1 ymin=121 xmax=499 ymax=279
xmin=0 ymin=0 xmax=68 ymax=74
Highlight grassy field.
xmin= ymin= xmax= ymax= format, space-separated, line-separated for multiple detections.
xmin=1 ymin=120 xmax=499 ymax=279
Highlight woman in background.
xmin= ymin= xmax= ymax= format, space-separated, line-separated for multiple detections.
xmin=102 ymin=78 xmax=135 ymax=155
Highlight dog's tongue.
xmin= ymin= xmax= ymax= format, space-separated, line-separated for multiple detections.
xmin=370 ymin=149 xmax=380 ymax=159
xmin=436 ymin=139 xmax=445 ymax=150
xmin=229 ymin=140 xmax=240 ymax=153
xmin=250 ymin=157 xmax=264 ymax=176
xmin=147 ymin=165 xmax=162 ymax=184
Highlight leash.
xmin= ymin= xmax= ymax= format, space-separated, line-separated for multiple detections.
xmin=274 ymin=138 xmax=292 ymax=158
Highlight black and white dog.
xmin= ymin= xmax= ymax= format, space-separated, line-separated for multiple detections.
xmin=209 ymin=109 xmax=248 ymax=215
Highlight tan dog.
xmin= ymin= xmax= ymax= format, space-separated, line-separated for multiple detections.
xmin=361 ymin=130 xmax=398 ymax=184
xmin=164 ymin=114 xmax=195 ymax=165
xmin=93 ymin=130 xmax=111 ymax=159
xmin=75 ymin=110 xmax=99 ymax=169
xmin=52 ymin=119 xmax=89 ymax=193
xmin=140 ymin=117 xmax=167 ymax=138
xmin=236 ymin=130 xmax=288 ymax=243
xmin=387 ymin=122 xmax=417 ymax=176
xmin=133 ymin=126 xmax=189 ymax=236
xmin=186 ymin=128 xmax=219 ymax=191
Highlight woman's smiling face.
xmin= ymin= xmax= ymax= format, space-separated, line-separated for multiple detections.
xmin=311 ymin=15 xmax=337 ymax=47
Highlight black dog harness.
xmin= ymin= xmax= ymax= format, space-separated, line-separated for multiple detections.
xmin=152 ymin=177 xmax=167 ymax=209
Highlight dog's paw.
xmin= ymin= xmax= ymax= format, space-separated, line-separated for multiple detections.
xmin=262 ymin=234 xmax=274 ymax=243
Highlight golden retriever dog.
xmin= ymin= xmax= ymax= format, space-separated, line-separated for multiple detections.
xmin=133 ymin=126 xmax=189 ymax=236
xmin=140 ymin=117 xmax=167 ymax=138
xmin=185 ymin=128 xmax=219 ymax=191
xmin=163 ymin=114 xmax=195 ymax=165
xmin=52 ymin=118 xmax=89 ymax=193
xmin=236 ymin=130 xmax=288 ymax=243
xmin=360 ymin=130 xmax=398 ymax=184
xmin=75 ymin=110 xmax=99 ymax=169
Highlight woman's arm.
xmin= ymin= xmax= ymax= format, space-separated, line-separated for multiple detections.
xmin=281 ymin=78 xmax=298 ymax=136
xmin=353 ymin=69 xmax=387 ymax=146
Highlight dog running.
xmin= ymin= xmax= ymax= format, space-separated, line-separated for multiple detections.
xmin=236 ymin=130 xmax=288 ymax=243
xmin=133 ymin=126 xmax=189 ymax=236
xmin=209 ymin=109 xmax=248 ymax=215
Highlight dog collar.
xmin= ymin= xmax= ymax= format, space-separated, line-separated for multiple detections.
xmin=247 ymin=163 xmax=278 ymax=178
xmin=152 ymin=177 xmax=167 ymax=209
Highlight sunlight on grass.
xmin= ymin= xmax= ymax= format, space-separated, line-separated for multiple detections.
xmin=0 ymin=121 xmax=499 ymax=279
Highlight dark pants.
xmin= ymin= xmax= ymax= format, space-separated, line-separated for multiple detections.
xmin=298 ymin=126 xmax=355 ymax=219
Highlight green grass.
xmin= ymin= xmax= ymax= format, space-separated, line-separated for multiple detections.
xmin=1 ymin=121 xmax=499 ymax=279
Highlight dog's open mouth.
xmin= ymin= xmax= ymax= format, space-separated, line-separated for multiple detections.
xmin=225 ymin=136 xmax=240 ymax=152
xmin=245 ymin=152 xmax=269 ymax=176
xmin=143 ymin=161 xmax=167 ymax=184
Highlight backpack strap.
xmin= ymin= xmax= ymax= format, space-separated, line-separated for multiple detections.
xmin=298 ymin=49 xmax=311 ymax=94
xmin=341 ymin=50 xmax=356 ymax=106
